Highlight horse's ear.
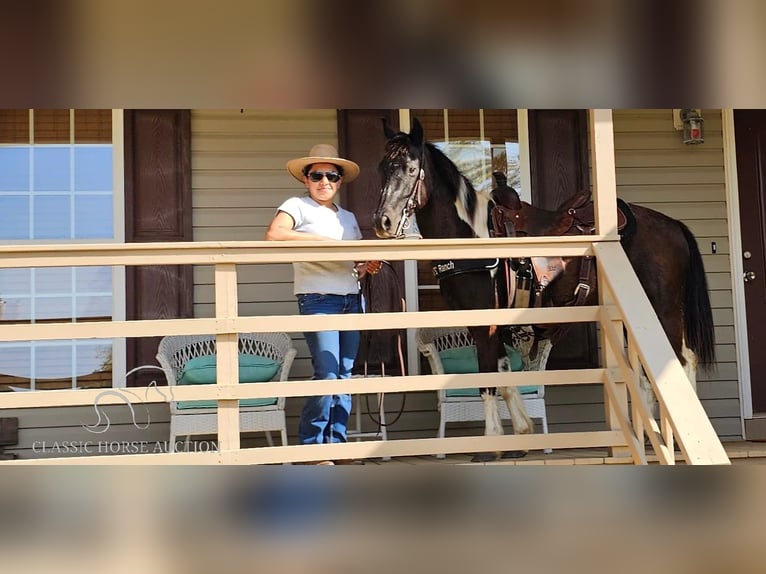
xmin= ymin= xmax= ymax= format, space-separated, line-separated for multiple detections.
xmin=382 ymin=117 xmax=397 ymax=140
xmin=410 ymin=117 xmax=424 ymax=146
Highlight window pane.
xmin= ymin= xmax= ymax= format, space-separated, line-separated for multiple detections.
xmin=74 ymin=147 xmax=112 ymax=191
xmin=74 ymin=195 xmax=112 ymax=238
xmin=504 ymin=142 xmax=522 ymax=191
xmin=33 ymin=195 xmax=70 ymax=239
xmin=434 ymin=141 xmax=493 ymax=193
xmin=35 ymin=297 xmax=72 ymax=321
xmin=35 ymin=268 xmax=72 ymax=294
xmin=33 ymin=147 xmax=70 ymax=191
xmin=0 ymin=297 xmax=31 ymax=321
xmin=0 ymin=269 xmax=31 ymax=295
xmin=0 ymin=147 xmax=30 ymax=191
xmin=75 ymin=267 xmax=112 ymax=292
xmin=36 ymin=344 xmax=72 ymax=379
xmin=76 ymin=295 xmax=111 ymax=319
xmin=0 ymin=344 xmax=32 ymax=380
xmin=76 ymin=341 xmax=111 ymax=381
xmin=0 ymin=196 xmax=30 ymax=239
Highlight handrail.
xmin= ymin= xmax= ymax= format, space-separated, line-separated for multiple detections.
xmin=0 ymin=237 xmax=729 ymax=465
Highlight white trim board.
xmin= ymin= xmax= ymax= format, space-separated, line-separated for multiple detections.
xmin=722 ymin=109 xmax=751 ymax=428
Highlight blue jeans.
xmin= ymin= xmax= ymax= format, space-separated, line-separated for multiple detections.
xmin=297 ymin=293 xmax=361 ymax=445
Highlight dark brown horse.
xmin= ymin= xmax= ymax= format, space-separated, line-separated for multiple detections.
xmin=372 ymin=118 xmax=715 ymax=458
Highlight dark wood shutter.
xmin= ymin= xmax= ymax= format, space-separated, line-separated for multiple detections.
xmin=528 ymin=110 xmax=590 ymax=209
xmin=124 ymin=110 xmax=193 ymax=386
xmin=528 ymin=109 xmax=597 ymax=369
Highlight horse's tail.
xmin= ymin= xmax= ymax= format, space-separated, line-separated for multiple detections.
xmin=680 ymin=221 xmax=716 ymax=366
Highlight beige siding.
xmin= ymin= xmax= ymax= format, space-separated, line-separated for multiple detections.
xmin=191 ymin=107 xmax=337 ymax=370
xmin=614 ymin=109 xmax=739 ymax=438
xmin=3 ymin=404 xmax=171 ymax=459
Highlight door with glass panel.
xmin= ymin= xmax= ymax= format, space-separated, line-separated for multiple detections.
xmin=0 ymin=109 xmax=121 ymax=390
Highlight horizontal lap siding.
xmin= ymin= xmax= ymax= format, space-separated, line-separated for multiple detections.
xmin=613 ymin=109 xmax=740 ymax=439
xmin=3 ymin=404 xmax=171 ymax=459
xmin=191 ymin=108 xmax=337 ymax=336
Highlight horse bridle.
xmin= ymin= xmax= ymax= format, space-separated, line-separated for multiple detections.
xmin=392 ymin=155 xmax=425 ymax=239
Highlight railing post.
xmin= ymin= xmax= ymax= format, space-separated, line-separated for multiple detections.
xmin=628 ymin=336 xmax=647 ymax=460
xmin=589 ymin=109 xmax=619 ymax=239
xmin=589 ymin=109 xmax=629 ymax=458
xmin=215 ymin=262 xmax=240 ymax=451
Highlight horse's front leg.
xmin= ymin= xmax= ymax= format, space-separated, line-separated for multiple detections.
xmin=498 ymin=386 xmax=533 ymax=435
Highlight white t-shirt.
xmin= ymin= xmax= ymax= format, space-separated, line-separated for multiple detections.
xmin=276 ymin=196 xmax=362 ymax=295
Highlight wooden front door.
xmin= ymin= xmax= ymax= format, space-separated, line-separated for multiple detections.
xmin=734 ymin=109 xmax=766 ymax=413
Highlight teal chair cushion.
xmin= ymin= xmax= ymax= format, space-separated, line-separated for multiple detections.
xmin=177 ymin=354 xmax=280 ymax=409
xmin=438 ymin=345 xmax=538 ymax=397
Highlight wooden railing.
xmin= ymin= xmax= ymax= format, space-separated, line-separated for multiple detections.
xmin=0 ymin=237 xmax=730 ymax=464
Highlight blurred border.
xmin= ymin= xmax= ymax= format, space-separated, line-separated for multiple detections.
xmin=4 ymin=0 xmax=766 ymax=108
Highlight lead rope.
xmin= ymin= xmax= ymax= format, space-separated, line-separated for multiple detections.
xmin=359 ymin=261 xmax=408 ymax=429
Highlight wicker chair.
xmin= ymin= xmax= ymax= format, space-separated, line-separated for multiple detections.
xmin=156 ymin=332 xmax=296 ymax=449
xmin=416 ymin=326 xmax=552 ymax=456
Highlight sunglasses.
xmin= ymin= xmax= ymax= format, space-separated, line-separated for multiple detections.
xmin=308 ymin=171 xmax=341 ymax=183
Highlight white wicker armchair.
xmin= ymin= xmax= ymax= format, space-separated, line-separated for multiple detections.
xmin=416 ymin=326 xmax=552 ymax=456
xmin=156 ymin=332 xmax=296 ymax=449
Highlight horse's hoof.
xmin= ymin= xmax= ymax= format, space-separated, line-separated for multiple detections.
xmin=501 ymin=450 xmax=528 ymax=459
xmin=471 ymin=452 xmax=499 ymax=463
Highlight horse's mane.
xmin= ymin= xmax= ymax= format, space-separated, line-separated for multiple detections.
xmin=383 ymin=130 xmax=492 ymax=238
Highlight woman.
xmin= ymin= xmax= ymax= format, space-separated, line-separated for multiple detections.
xmin=265 ymin=144 xmax=376 ymax=456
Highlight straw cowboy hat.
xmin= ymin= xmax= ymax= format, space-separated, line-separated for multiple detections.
xmin=286 ymin=143 xmax=360 ymax=183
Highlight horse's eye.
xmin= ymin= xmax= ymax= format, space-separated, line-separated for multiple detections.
xmin=408 ymin=167 xmax=417 ymax=176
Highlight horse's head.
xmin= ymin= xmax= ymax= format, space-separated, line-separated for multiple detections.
xmin=373 ymin=117 xmax=429 ymax=238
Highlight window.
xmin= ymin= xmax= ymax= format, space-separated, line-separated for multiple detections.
xmin=0 ymin=110 xmax=122 ymax=390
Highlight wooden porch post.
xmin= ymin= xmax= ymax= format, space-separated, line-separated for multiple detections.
xmin=589 ymin=109 xmax=629 ymax=457
xmin=590 ymin=109 xmax=619 ymax=237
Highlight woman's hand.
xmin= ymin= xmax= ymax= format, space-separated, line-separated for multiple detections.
xmin=353 ymin=260 xmax=383 ymax=279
